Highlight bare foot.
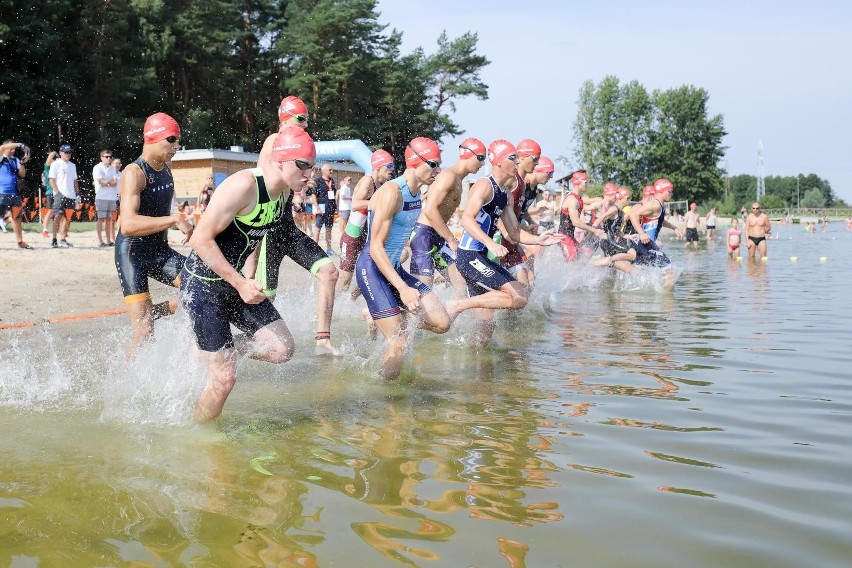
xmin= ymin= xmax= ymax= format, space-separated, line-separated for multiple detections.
xmin=662 ymin=268 xmax=676 ymax=290
xmin=361 ymin=307 xmax=377 ymax=341
xmin=315 ymin=339 xmax=342 ymax=356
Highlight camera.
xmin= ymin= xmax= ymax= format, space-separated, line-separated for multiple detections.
xmin=14 ymin=143 xmax=30 ymax=161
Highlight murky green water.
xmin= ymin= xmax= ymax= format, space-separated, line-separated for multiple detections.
xmin=2 ymin=225 xmax=851 ymax=567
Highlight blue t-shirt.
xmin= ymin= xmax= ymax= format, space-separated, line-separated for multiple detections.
xmin=0 ymin=156 xmax=22 ymax=195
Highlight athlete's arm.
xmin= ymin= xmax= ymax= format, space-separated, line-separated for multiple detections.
xmin=118 ymin=164 xmax=190 ymax=238
xmin=569 ymin=196 xmax=606 ymax=237
xmin=420 ymin=171 xmax=459 ymax=250
xmin=500 ymin=203 xmax=560 ymax=246
xmin=592 ymin=205 xmax=617 ymax=227
xmin=763 ymin=215 xmax=772 ymax=233
xmin=460 ymin=179 xmax=506 ymax=258
xmin=188 ymin=170 xmax=265 ymax=302
xmin=628 ymin=201 xmax=655 ymax=244
xmin=256 ymin=132 xmax=277 ymax=166
xmin=349 ymin=175 xmax=374 ymax=211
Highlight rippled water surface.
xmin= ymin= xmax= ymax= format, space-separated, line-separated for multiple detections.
xmin=2 ymin=226 xmax=851 ymax=567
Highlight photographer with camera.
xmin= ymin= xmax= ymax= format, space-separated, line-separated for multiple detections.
xmin=0 ymin=140 xmax=33 ymax=249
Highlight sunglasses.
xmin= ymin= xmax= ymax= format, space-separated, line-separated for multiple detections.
xmin=408 ymin=144 xmax=440 ymax=170
xmin=460 ymin=146 xmax=486 ymax=162
xmin=506 ymin=154 xmax=518 ymax=162
xmin=165 ymin=136 xmax=180 ymax=144
xmin=385 ymin=163 xmax=395 ymax=170
xmin=102 ymin=155 xmax=112 ymax=159
xmin=752 ymin=207 xmax=760 ymax=210
xmin=530 ymin=155 xmax=540 ymax=163
xmin=294 ymin=159 xmax=314 ymax=170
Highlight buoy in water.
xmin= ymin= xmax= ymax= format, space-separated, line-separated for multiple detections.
xmin=736 ymin=256 xmax=743 ymax=261
xmin=790 ymin=257 xmax=798 ymax=262
xmin=820 ymin=257 xmax=828 ymax=263
xmin=761 ymin=257 xmax=768 ymax=262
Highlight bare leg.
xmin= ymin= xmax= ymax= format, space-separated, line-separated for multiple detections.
xmin=413 ymin=293 xmax=450 ymax=334
xmin=125 ymin=299 xmax=155 ymax=360
xmin=446 ymin=281 xmax=528 ymax=323
xmin=96 ymin=218 xmax=105 ymax=244
xmin=314 ymin=263 xmax=341 ymax=356
xmin=336 ymin=269 xmax=354 ymax=293
xmin=373 ymin=314 xmax=408 ymax=380
xmin=195 ymin=348 xmax=238 ymax=423
xmin=757 ymin=240 xmax=767 ymax=258
xmin=473 ymin=308 xmax=496 ymax=346
xmin=107 ymin=218 xmax=115 ymax=243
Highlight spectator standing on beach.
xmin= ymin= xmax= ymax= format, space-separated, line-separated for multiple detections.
xmin=48 ymin=144 xmax=78 ymax=248
xmin=93 ymin=148 xmax=119 ymax=246
xmin=40 ymin=151 xmax=57 ymax=238
xmin=312 ymin=164 xmax=337 ymax=255
xmin=198 ymin=172 xmax=215 ymax=213
xmin=337 ymin=175 xmax=352 ymax=234
xmin=115 ymin=112 xmax=192 ymax=358
xmin=0 ymin=140 xmax=32 ymax=248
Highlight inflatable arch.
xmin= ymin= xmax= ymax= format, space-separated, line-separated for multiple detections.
xmin=314 ymin=139 xmax=374 ymax=173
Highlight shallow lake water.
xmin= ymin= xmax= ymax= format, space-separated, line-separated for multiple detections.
xmin=2 ymin=224 xmax=850 ymax=567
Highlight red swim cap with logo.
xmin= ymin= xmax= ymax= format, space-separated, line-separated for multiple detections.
xmin=270 ymin=127 xmax=316 ymax=163
xmin=534 ymin=156 xmax=554 ymax=174
xmin=488 ymin=139 xmax=517 ymax=166
xmin=617 ymin=186 xmax=631 ymax=199
xmin=654 ymin=178 xmax=674 ymax=194
xmin=458 ymin=137 xmax=486 ymax=159
xmin=642 ymin=185 xmax=656 ymax=199
xmin=143 ymin=113 xmax=180 ymax=144
xmin=604 ymin=184 xmax=619 ymax=197
xmin=370 ymin=149 xmax=394 ymax=170
xmin=570 ymin=170 xmax=589 ymax=185
xmin=278 ymin=96 xmax=308 ymax=121
xmin=516 ymin=139 xmax=541 ymax=159
xmin=405 ymin=137 xmax=441 ymax=168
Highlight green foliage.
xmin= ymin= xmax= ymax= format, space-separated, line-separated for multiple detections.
xmin=760 ymin=194 xmax=787 ymax=210
xmin=1 ymin=0 xmax=489 ymax=196
xmin=801 ymin=187 xmax=826 ymax=208
xmin=573 ymin=77 xmax=727 ymax=205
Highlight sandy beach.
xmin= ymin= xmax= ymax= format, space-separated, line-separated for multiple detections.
xmin=0 ymin=229 xmax=189 ymax=327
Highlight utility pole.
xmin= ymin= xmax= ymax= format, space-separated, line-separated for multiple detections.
xmin=797 ymin=175 xmax=800 ymax=209
xmin=756 ymin=140 xmax=765 ymax=200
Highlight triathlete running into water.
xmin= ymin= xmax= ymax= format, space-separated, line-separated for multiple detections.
xmin=115 ymin=113 xmax=193 ymax=358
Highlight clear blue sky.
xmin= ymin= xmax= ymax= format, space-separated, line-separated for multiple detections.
xmin=377 ymin=0 xmax=852 ymax=202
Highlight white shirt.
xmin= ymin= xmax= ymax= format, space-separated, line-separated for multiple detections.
xmin=338 ymin=183 xmax=352 ymax=211
xmin=93 ymin=163 xmax=119 ymax=200
xmin=49 ymin=159 xmax=78 ymax=199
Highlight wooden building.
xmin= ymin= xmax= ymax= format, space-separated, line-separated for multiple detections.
xmin=170 ymin=146 xmax=364 ymax=205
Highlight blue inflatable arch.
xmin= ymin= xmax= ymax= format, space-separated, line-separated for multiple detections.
xmin=314 ymin=139 xmax=374 ymax=173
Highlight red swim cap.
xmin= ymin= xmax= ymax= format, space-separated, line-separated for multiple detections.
xmin=654 ymin=178 xmax=674 ymax=194
xmin=143 ymin=113 xmax=180 ymax=144
xmin=534 ymin=156 xmax=554 ymax=174
xmin=405 ymin=137 xmax=441 ymax=168
xmin=370 ymin=149 xmax=394 ymax=170
xmin=488 ymin=139 xmax=517 ymax=166
xmin=604 ymin=184 xmax=619 ymax=197
xmin=278 ymin=96 xmax=308 ymax=121
xmin=458 ymin=137 xmax=486 ymax=159
xmin=570 ymin=170 xmax=589 ymax=185
xmin=270 ymin=127 xmax=316 ymax=163
xmin=617 ymin=186 xmax=631 ymax=199
xmin=642 ymin=185 xmax=656 ymax=199
xmin=516 ymin=139 xmax=541 ymax=159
